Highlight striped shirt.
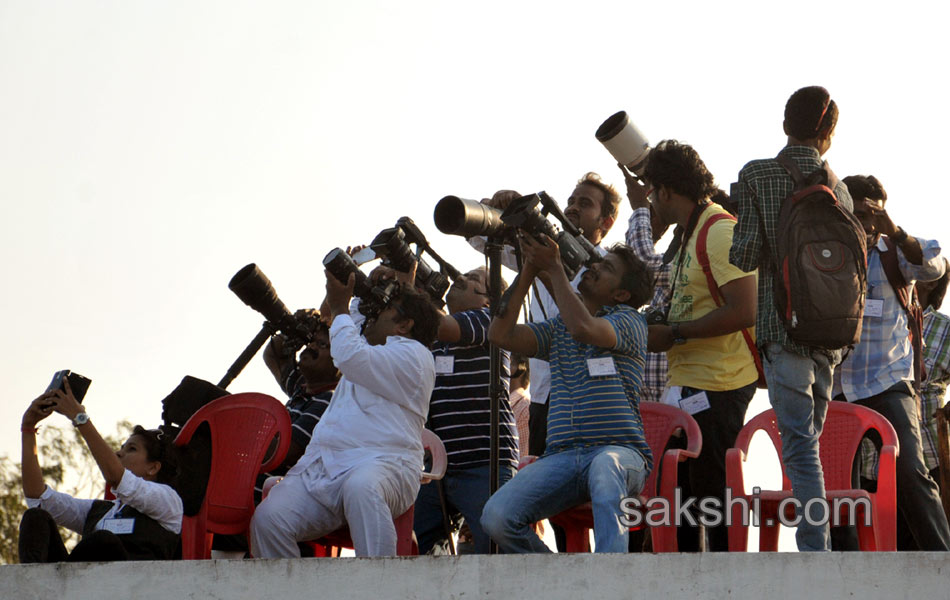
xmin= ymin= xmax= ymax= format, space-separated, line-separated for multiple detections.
xmin=729 ymin=145 xmax=853 ymax=358
xmin=282 ymin=367 xmax=334 ymax=451
xmin=527 ymin=304 xmax=653 ymax=472
xmin=428 ymin=307 xmax=517 ymax=472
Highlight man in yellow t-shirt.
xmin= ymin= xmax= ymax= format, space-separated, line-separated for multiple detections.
xmin=645 ymin=140 xmax=758 ymax=551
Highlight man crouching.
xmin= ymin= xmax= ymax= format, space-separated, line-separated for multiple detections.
xmin=250 ymin=270 xmax=440 ymax=557
xmin=481 ymin=237 xmax=653 ymax=552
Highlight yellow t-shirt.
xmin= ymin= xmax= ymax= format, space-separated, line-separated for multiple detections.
xmin=667 ymin=203 xmax=758 ymax=391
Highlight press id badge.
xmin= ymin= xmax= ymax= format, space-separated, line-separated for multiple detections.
xmin=101 ymin=518 xmax=135 ymax=535
xmin=678 ymin=391 xmax=711 ymax=415
xmin=587 ymin=357 xmax=618 ymax=377
xmin=435 ymin=355 xmax=455 ymax=374
xmin=864 ymin=299 xmax=884 ymax=318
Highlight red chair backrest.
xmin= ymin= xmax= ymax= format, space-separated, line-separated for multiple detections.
xmin=639 ymin=403 xmax=702 ymax=497
xmin=174 ymin=392 xmax=291 ymax=533
xmin=734 ymin=403 xmax=899 ymax=492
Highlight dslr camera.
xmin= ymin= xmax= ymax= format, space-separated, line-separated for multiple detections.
xmin=323 ymin=248 xmax=400 ymax=320
xmin=369 ymin=217 xmax=459 ymax=307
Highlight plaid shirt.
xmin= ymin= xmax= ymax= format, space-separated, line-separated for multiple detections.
xmin=836 ymin=236 xmax=944 ymax=402
xmin=859 ymin=292 xmax=949 ymax=481
xmin=920 ymin=308 xmax=950 ymax=471
xmin=626 ymin=207 xmax=669 ymax=402
xmin=729 ymin=145 xmax=853 ymax=357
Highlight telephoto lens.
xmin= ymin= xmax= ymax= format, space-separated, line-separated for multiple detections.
xmin=434 ymin=196 xmax=506 ymax=238
xmin=322 ymin=248 xmax=373 ymax=299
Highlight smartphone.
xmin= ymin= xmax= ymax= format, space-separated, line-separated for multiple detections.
xmin=46 ymin=370 xmax=92 ymax=403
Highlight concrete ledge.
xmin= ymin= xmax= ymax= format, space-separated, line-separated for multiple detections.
xmin=1 ymin=553 xmax=947 ymax=600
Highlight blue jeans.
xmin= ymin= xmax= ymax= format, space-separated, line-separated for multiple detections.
xmin=412 ymin=464 xmax=515 ymax=554
xmin=853 ymin=384 xmax=950 ymax=550
xmin=480 ymin=445 xmax=647 ymax=553
xmin=761 ymin=342 xmax=834 ymax=551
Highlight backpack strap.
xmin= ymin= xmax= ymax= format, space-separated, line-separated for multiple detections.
xmin=879 ymin=236 xmax=927 ymax=390
xmin=695 ymin=213 xmax=767 ymax=388
xmin=775 ymin=154 xmax=807 ymax=188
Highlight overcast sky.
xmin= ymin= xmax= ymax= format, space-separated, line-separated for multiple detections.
xmin=2 ymin=1 xmax=946 ymax=550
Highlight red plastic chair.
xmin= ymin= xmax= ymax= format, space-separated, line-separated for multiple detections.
xmin=174 ymin=392 xmax=291 ymax=559
xmin=543 ymin=402 xmax=702 ymax=552
xmin=725 ymin=402 xmax=899 ymax=551
xmin=261 ymin=428 xmax=447 ymax=557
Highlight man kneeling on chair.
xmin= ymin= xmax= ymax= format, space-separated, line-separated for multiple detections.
xmin=481 ymin=238 xmax=653 ymax=552
xmin=250 ymin=270 xmax=440 ymax=557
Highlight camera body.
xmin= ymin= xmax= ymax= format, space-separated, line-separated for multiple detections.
xmin=370 ymin=226 xmax=451 ymax=307
xmin=501 ymin=193 xmax=602 ymax=279
xmin=643 ymin=305 xmax=669 ymax=326
xmin=46 ymin=370 xmax=92 ymax=403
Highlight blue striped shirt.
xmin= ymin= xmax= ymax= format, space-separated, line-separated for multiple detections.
xmin=527 ymin=304 xmax=652 ymax=471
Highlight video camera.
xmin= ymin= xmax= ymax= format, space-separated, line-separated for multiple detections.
xmin=228 ymin=264 xmax=320 ymax=352
xmin=434 ymin=192 xmax=601 ymax=279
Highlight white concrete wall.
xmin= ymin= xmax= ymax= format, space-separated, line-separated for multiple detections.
xmin=1 ymin=553 xmax=948 ymax=600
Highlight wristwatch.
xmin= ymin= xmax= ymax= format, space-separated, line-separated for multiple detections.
xmin=893 ymin=227 xmax=909 ymax=245
xmin=671 ymin=323 xmax=687 ymax=345
xmin=72 ymin=412 xmax=90 ymax=427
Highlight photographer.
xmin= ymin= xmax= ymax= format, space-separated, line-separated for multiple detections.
xmin=250 ymin=270 xmax=441 ymax=557
xmin=480 ymin=236 xmax=653 ymax=553
xmin=256 ymin=310 xmax=340 ymax=495
xmin=411 ymin=266 xmax=519 ymax=555
xmin=19 ymin=380 xmax=182 ymax=562
xmin=643 ymin=140 xmax=758 ymax=552
xmin=471 ymin=173 xmax=620 ymax=457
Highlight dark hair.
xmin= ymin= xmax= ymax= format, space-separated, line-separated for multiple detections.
xmin=577 ymin=172 xmax=621 ymax=226
xmin=510 ymin=353 xmax=530 ymax=387
xmin=785 ymin=86 xmax=838 ymax=140
xmin=842 ymin=174 xmax=887 ymax=203
xmin=130 ymin=425 xmax=179 ymax=488
xmin=608 ymin=244 xmax=653 ymax=308
xmin=642 ymin=140 xmax=717 ymax=203
xmin=393 ymin=285 xmax=442 ymax=347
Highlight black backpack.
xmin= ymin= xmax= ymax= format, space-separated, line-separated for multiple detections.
xmin=756 ymin=155 xmax=868 ymax=349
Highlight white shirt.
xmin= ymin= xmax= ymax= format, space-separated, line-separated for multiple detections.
xmin=288 ymin=313 xmax=436 ymax=482
xmin=25 ymin=469 xmax=183 ymax=534
xmin=468 ymin=235 xmax=605 ymax=404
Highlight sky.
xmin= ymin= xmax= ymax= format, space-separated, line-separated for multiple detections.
xmin=1 ymin=1 xmax=947 ymax=551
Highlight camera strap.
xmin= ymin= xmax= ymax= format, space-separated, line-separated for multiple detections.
xmin=667 ymin=202 xmax=711 ymax=307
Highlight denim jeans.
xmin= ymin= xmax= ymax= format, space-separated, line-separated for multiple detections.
xmin=480 ymin=445 xmax=647 ymax=553
xmin=854 ymin=384 xmax=950 ymax=550
xmin=413 ymin=464 xmax=516 ymax=554
xmin=761 ymin=342 xmax=834 ymax=551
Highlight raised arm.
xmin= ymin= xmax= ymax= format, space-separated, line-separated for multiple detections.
xmin=487 ymin=261 xmax=539 ymax=356
xmin=21 ymin=395 xmax=56 ymax=498
xmin=50 ymin=379 xmax=127 ymax=489
xmin=521 ymin=234 xmax=618 ymax=348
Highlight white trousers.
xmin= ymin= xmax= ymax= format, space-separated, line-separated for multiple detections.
xmin=250 ymin=457 xmax=418 ymax=558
